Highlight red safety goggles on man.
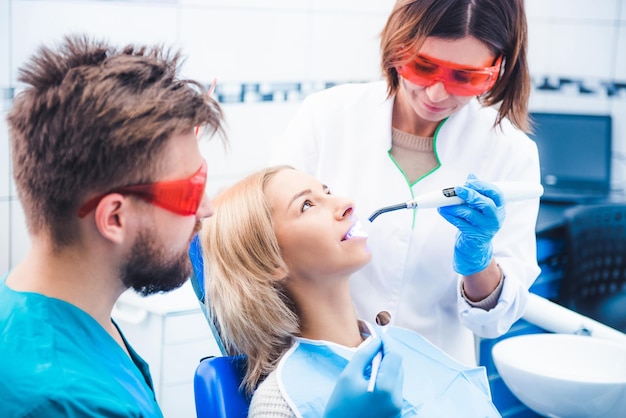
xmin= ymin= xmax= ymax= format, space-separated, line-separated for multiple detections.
xmin=78 ymin=160 xmax=208 ymax=218
xmin=396 ymin=53 xmax=503 ymax=96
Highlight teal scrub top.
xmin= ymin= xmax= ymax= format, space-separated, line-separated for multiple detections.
xmin=0 ymin=274 xmax=163 ymax=417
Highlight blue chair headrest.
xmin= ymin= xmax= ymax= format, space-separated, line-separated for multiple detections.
xmin=189 ymin=233 xmax=205 ymax=302
xmin=194 ymin=355 xmax=250 ymax=418
xmin=188 ymin=233 xmax=227 ymax=355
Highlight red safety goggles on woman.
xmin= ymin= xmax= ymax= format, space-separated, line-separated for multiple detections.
xmin=397 ymin=53 xmax=503 ymax=96
xmin=78 ymin=160 xmax=207 ymax=218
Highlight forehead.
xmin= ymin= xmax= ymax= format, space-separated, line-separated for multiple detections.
xmin=420 ymin=36 xmax=494 ymax=67
xmin=266 ymin=169 xmax=319 ymax=205
xmin=158 ymin=131 xmax=204 ymax=180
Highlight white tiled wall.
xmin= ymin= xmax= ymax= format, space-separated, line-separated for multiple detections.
xmin=0 ymin=109 xmax=9 ymax=199
xmin=1 ymin=1 xmax=396 ymax=281
xmin=2 ymin=0 xmax=626 ymax=277
xmin=526 ymin=0 xmax=625 ymax=192
xmin=10 ymin=1 xmax=179 ymax=74
xmin=9 ymin=199 xmax=28 ymax=268
xmin=1 ymin=66 xmax=9 ymax=278
xmin=2 ymin=1 xmax=626 ymax=417
xmin=0 ymin=0 xmax=9 ymax=88
xmin=1 ymin=0 xmax=9 ymax=241
xmin=309 ymin=11 xmax=387 ymax=81
xmin=0 ymin=0 xmax=626 ymax=414
xmin=179 ymin=7 xmax=311 ymax=83
xmin=200 ymin=100 xmax=301 ymax=197
xmin=617 ymin=23 xmax=626 ymax=79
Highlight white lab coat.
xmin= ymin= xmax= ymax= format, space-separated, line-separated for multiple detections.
xmin=271 ymin=81 xmax=541 ymax=365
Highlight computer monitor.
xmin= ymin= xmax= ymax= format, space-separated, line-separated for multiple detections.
xmin=528 ymin=112 xmax=612 ymax=203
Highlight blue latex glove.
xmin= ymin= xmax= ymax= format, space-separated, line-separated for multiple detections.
xmin=437 ymin=174 xmax=505 ymax=276
xmin=324 ymin=333 xmax=403 ymax=418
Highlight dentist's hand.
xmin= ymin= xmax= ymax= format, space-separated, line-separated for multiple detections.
xmin=324 ymin=334 xmax=403 ymax=418
xmin=438 ymin=174 xmax=505 ymax=276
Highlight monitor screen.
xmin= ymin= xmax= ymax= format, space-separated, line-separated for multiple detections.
xmin=528 ymin=112 xmax=612 ymax=201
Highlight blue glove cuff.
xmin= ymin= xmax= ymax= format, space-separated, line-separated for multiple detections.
xmin=453 ymin=240 xmax=493 ymax=276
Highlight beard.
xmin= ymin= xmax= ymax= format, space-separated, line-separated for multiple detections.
xmin=121 ymin=222 xmax=200 ymax=296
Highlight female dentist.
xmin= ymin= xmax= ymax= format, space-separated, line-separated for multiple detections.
xmin=271 ymin=0 xmax=541 ymax=366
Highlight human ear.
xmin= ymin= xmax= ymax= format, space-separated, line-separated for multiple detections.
xmin=93 ymin=193 xmax=127 ymax=245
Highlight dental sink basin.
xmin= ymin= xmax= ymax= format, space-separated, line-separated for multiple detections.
xmin=492 ymin=333 xmax=626 ymax=417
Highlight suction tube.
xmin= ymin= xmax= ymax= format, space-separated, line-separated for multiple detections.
xmin=368 ymin=181 xmax=544 ymax=222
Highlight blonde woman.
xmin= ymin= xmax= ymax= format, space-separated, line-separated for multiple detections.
xmin=271 ymin=0 xmax=541 ymax=366
xmin=201 ymin=166 xmax=500 ymax=417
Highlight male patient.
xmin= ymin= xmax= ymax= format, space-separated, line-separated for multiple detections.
xmin=0 ymin=35 xmax=402 ymax=417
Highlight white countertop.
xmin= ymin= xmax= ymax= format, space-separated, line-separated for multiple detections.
xmin=115 ymin=280 xmax=203 ymax=316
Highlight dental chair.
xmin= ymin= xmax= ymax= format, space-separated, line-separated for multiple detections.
xmin=558 ymin=203 xmax=626 ymax=333
xmin=189 ymin=234 xmax=250 ymax=418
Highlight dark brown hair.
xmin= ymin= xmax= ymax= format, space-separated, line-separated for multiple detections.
xmin=381 ymin=0 xmax=531 ymax=132
xmin=7 ymin=34 xmax=225 ymax=248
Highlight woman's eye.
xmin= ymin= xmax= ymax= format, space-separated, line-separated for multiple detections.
xmin=452 ymin=70 xmax=472 ymax=83
xmin=452 ymin=70 xmax=489 ymax=85
xmin=413 ymin=62 xmax=437 ymax=74
xmin=301 ymin=200 xmax=313 ymax=212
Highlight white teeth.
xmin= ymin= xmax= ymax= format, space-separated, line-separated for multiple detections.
xmin=345 ymin=221 xmax=368 ymax=240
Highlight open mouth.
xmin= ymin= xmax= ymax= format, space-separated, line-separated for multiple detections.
xmin=343 ymin=221 xmax=368 ymax=241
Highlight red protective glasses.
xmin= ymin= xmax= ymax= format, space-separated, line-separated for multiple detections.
xmin=397 ymin=53 xmax=502 ymax=96
xmin=78 ymin=160 xmax=208 ymax=218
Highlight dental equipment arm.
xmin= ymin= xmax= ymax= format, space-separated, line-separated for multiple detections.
xmin=368 ymin=181 xmax=543 ymax=222
xmin=523 ymin=293 xmax=626 ymax=345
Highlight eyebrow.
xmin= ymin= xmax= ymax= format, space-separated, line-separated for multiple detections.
xmin=288 ymin=189 xmax=311 ymax=210
xmin=287 ymin=184 xmax=329 ymax=210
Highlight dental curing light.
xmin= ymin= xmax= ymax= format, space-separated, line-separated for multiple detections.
xmin=368 ymin=181 xmax=544 ymax=222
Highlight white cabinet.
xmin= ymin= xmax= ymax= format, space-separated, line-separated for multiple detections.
xmin=113 ymin=281 xmax=222 ymax=418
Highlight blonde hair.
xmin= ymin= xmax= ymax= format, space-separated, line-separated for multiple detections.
xmin=201 ymin=166 xmax=299 ymax=396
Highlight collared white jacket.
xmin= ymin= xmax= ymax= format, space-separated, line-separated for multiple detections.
xmin=271 ymin=81 xmax=541 ymax=365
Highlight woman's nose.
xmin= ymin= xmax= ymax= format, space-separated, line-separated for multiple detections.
xmin=426 ymin=81 xmax=451 ymax=102
xmin=336 ymin=198 xmax=355 ymax=219
xmin=196 ymin=193 xmax=215 ymax=220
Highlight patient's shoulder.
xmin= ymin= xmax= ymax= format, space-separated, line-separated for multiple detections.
xmin=249 ymin=372 xmax=295 ymax=418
